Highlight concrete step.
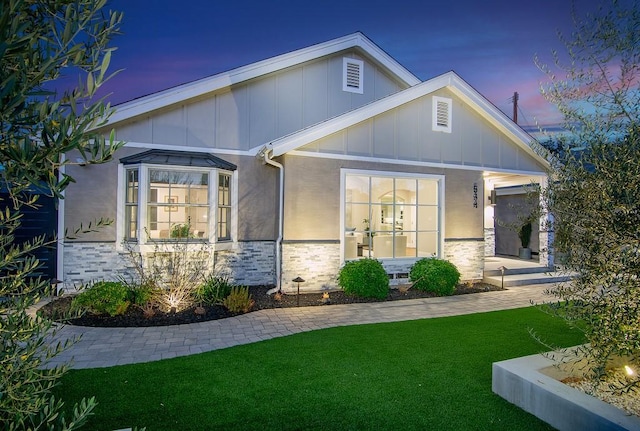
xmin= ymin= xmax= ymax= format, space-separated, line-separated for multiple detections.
xmin=484 ymin=266 xmax=553 ymax=277
xmin=483 ymin=271 xmax=574 ymax=288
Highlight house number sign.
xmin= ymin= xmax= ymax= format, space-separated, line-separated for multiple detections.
xmin=473 ymin=183 xmax=478 ymax=208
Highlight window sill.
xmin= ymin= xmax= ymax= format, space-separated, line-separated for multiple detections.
xmin=118 ymin=240 xmax=235 ymax=253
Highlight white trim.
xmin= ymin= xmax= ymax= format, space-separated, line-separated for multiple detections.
xmin=287 ymin=149 xmax=547 ymax=178
xmin=104 ymin=32 xmax=420 ymax=127
xmin=343 ymin=57 xmax=364 ymax=94
xmin=340 ymin=169 xmax=446 ymax=262
xmin=115 ymin=163 xmax=125 ymax=250
xmin=432 ymin=96 xmax=452 ymax=133
xmin=121 ymin=141 xmax=262 ymax=157
xmin=269 ymin=71 xmax=548 ymax=169
xmin=57 ymin=156 xmax=66 ymax=288
xmin=115 ymin=162 xmax=237 ymax=251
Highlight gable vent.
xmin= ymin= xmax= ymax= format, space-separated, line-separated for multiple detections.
xmin=343 ymin=58 xmax=364 ymax=94
xmin=432 ymin=96 xmax=452 ymax=133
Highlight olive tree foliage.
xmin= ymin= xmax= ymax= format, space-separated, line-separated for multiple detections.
xmin=0 ymin=0 xmax=125 ymax=429
xmin=536 ymin=0 xmax=639 ymax=146
xmin=535 ymin=0 xmax=640 ymax=391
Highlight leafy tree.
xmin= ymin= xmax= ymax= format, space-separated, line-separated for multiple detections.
xmin=0 ymin=0 xmax=124 ymax=429
xmin=537 ymin=0 xmax=639 ymax=147
xmin=536 ymin=0 xmax=640 ymax=391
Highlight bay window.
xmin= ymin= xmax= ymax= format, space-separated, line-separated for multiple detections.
xmin=120 ymin=150 xmax=236 ymax=245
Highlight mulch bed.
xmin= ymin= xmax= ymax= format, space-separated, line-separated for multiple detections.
xmin=39 ymin=283 xmax=502 ymax=328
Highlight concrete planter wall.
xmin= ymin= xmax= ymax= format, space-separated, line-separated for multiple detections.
xmin=492 ymin=350 xmax=640 ymax=431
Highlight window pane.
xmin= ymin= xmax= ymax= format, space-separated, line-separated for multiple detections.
xmin=417 ymin=206 xmax=439 ymax=231
xmin=345 ymin=203 xmax=370 ymax=230
xmin=188 ymin=206 xmax=208 ymax=238
xmin=124 ymin=205 xmax=138 ymax=240
xmin=417 ymin=232 xmax=438 ymax=257
xmin=146 ymin=169 xmax=209 ymax=240
xmin=125 ymin=169 xmax=139 ymax=240
xmin=217 ymin=174 xmax=231 ymax=241
xmin=418 ymin=179 xmax=438 ymax=205
xmin=126 ymin=169 xmax=138 ymax=203
xmin=218 ymin=207 xmax=230 ymax=240
xmin=346 ymin=175 xmax=370 ymax=203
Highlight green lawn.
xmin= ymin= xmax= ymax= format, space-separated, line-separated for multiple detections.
xmin=55 ymin=307 xmax=583 ymax=430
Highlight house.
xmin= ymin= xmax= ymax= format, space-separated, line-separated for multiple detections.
xmin=60 ymin=32 xmax=551 ymax=292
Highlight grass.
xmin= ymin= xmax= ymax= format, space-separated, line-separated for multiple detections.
xmin=54 ymin=306 xmax=584 ymax=430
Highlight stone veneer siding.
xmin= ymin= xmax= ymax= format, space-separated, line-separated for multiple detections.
xmin=281 ymin=242 xmax=342 ymax=293
xmin=282 ymin=239 xmax=486 ymax=292
xmin=484 ymin=228 xmax=495 ymax=257
xmin=64 ymin=239 xmax=486 ymax=293
xmin=213 ymin=241 xmax=276 ymax=286
xmin=538 ymin=228 xmax=554 ymax=268
xmin=63 ymin=241 xmax=276 ymax=290
xmin=62 ymin=242 xmax=137 ymax=289
xmin=443 ymin=239 xmax=485 ymax=281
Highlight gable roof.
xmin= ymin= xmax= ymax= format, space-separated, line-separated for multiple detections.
xmin=267 ymin=71 xmax=549 ymax=168
xmin=105 ymin=32 xmax=421 ymax=127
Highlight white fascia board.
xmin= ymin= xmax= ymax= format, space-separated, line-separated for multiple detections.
xmin=121 ymin=141 xmax=261 ymax=156
xmin=106 ymin=32 xmax=420 ymax=127
xmin=288 ymin=149 xmax=547 ymax=177
xmin=445 ymin=73 xmax=549 ymax=168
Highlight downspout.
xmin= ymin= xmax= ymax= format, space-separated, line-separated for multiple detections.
xmin=259 ymin=146 xmax=283 ymax=295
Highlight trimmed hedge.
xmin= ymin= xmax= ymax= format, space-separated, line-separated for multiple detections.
xmin=338 ymin=258 xmax=389 ymax=299
xmin=409 ymin=258 xmax=460 ymax=296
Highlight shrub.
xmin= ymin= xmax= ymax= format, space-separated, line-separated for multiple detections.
xmin=124 ymin=239 xmax=212 ymax=312
xmin=71 ymin=281 xmax=131 ymax=316
xmin=195 ymin=275 xmax=233 ymax=305
xmin=127 ymin=282 xmax=158 ymax=306
xmin=409 ymin=258 xmax=460 ymax=296
xmin=222 ymin=286 xmax=254 ymax=314
xmin=338 ymin=258 xmax=389 ymax=299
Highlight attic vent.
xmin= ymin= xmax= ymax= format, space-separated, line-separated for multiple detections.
xmin=343 ymin=58 xmax=364 ymax=94
xmin=432 ymin=96 xmax=452 ymax=133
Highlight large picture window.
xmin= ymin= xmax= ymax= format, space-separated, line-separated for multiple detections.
xmin=344 ymin=172 xmax=442 ymax=260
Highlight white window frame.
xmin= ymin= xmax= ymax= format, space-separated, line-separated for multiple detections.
xmin=340 ymin=169 xmax=445 ymax=263
xmin=342 ymin=57 xmax=364 ymax=94
xmin=432 ymin=96 xmax=452 ymax=133
xmin=116 ymin=163 xmax=237 ymax=252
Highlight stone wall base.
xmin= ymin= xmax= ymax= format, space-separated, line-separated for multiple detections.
xmin=444 ymin=239 xmax=485 ymax=281
xmin=62 ymin=241 xmax=276 ymax=290
xmin=63 ymin=239 xmax=486 ymax=293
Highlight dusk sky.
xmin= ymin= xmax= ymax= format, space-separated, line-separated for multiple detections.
xmin=80 ymin=0 xmax=607 ymax=129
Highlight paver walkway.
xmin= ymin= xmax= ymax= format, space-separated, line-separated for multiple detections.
xmin=44 ymin=284 xmax=550 ymax=369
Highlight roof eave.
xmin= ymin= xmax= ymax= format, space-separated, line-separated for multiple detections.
xmin=105 ymin=32 xmax=420 ymax=127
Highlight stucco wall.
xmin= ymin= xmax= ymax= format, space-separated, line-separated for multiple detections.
xmin=64 ymin=148 xmax=279 ymax=242
xmin=281 ymin=154 xmax=484 ymax=243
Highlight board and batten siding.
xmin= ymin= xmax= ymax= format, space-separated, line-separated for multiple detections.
xmin=112 ymin=50 xmax=406 ymax=151
xmin=298 ymin=89 xmax=545 ymax=173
